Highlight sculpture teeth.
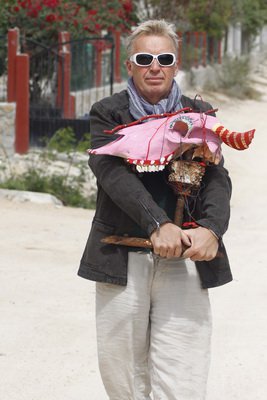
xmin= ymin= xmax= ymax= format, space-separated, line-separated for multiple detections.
xmin=150 ymin=160 xmax=155 ymax=165
xmin=132 ymin=160 xmax=137 ymax=164
xmin=160 ymin=157 xmax=165 ymax=164
xmin=167 ymin=154 xmax=173 ymax=161
xmin=137 ymin=164 xmax=166 ymax=172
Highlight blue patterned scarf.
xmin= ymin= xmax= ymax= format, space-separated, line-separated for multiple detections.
xmin=127 ymin=77 xmax=183 ymax=120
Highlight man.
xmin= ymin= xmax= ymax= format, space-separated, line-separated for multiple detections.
xmin=78 ymin=20 xmax=232 ymax=400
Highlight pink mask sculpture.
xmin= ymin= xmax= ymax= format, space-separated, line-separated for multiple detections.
xmin=89 ymin=108 xmax=255 ymax=172
xmin=92 ymin=108 xmax=255 ymax=251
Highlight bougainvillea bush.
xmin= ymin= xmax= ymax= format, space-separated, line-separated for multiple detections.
xmin=0 ymin=0 xmax=138 ymax=41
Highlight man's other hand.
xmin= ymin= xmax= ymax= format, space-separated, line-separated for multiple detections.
xmin=150 ymin=223 xmax=191 ymax=258
xmin=182 ymin=227 xmax=219 ymax=261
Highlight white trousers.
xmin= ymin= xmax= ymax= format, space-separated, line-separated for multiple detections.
xmin=96 ymin=251 xmax=212 ymax=400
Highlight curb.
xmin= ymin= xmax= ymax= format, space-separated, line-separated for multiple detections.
xmin=0 ymin=188 xmax=63 ymax=206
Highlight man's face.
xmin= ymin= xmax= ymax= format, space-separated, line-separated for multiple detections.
xmin=126 ymin=34 xmax=179 ymax=105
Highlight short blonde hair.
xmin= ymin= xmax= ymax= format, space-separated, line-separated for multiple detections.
xmin=126 ymin=20 xmax=179 ymax=57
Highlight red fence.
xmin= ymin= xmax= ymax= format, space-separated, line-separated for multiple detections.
xmin=6 ymin=28 xmax=221 ymax=154
xmin=177 ymin=31 xmax=222 ymax=69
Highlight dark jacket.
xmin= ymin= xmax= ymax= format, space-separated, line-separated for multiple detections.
xmin=78 ymin=90 xmax=233 ymax=288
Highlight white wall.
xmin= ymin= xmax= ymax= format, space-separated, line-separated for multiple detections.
xmin=0 ymin=103 xmax=16 ymax=157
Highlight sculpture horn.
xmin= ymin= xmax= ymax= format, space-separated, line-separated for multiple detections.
xmin=212 ymin=123 xmax=255 ymax=150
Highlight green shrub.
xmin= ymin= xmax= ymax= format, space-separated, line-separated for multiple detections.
xmin=205 ymin=56 xmax=261 ymax=99
xmin=0 ymin=127 xmax=95 ymax=209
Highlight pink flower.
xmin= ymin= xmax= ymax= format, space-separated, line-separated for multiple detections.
xmin=123 ymin=0 xmax=133 ymax=13
xmin=88 ymin=9 xmax=97 ymax=16
xmin=43 ymin=0 xmax=59 ymax=9
xmin=27 ymin=9 xmax=39 ymax=18
xmin=19 ymin=1 xmax=29 ymax=9
xmin=45 ymin=13 xmax=57 ymax=22
xmin=73 ymin=5 xmax=80 ymax=16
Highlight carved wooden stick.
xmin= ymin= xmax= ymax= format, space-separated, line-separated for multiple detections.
xmin=101 ymin=235 xmax=223 ymax=258
xmin=101 ymin=235 xmax=153 ymax=248
xmin=101 ymin=235 xmax=189 ymax=254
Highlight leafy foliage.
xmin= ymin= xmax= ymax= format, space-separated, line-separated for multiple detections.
xmin=0 ymin=0 xmax=138 ymax=42
xmin=46 ymin=127 xmax=91 ymax=153
xmin=240 ymin=0 xmax=267 ymax=36
xmin=140 ymin=0 xmax=267 ymax=38
xmin=187 ymin=0 xmax=232 ymax=38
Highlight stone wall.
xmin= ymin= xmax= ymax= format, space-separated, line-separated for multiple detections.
xmin=0 ymin=103 xmax=16 ymax=157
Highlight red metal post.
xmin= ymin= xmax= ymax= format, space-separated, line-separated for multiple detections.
xmin=95 ymin=40 xmax=103 ymax=87
xmin=209 ymin=37 xmax=214 ymax=64
xmin=62 ymin=51 xmax=75 ymax=118
xmin=185 ymin=32 xmax=192 ymax=68
xmin=56 ymin=50 xmax=63 ymax=109
xmin=15 ymin=54 xmax=29 ymax=154
xmin=70 ymin=94 xmax=76 ymax=117
xmin=56 ymin=32 xmax=75 ymax=118
xmin=114 ymin=31 xmax=121 ymax=83
xmin=202 ymin=32 xmax=207 ymax=67
xmin=95 ymin=44 xmax=102 ymax=87
xmin=7 ymin=28 xmax=19 ymax=102
xmin=59 ymin=31 xmax=71 ymax=49
xmin=194 ymin=32 xmax=199 ymax=68
xmin=218 ymin=39 xmax=222 ymax=64
xmin=177 ymin=31 xmax=183 ymax=68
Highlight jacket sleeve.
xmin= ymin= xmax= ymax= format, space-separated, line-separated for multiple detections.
xmin=195 ymin=158 xmax=232 ymax=238
xmin=89 ymin=100 xmax=172 ymax=236
xmin=187 ymin=98 xmax=232 ymax=238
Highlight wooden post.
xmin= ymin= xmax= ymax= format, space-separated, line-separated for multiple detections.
xmin=7 ymin=28 xmax=19 ymax=102
xmin=15 ymin=54 xmax=29 ymax=154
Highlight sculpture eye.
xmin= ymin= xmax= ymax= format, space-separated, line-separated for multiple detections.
xmin=172 ymin=120 xmax=189 ymax=137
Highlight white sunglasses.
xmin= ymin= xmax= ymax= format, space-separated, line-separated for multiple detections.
xmin=129 ymin=52 xmax=176 ymax=67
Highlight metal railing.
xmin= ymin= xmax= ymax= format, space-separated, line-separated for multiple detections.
xmin=21 ymin=35 xmax=114 ymax=145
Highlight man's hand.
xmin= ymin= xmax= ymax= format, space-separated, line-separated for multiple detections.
xmin=182 ymin=227 xmax=219 ymax=261
xmin=150 ymin=223 xmax=191 ymax=258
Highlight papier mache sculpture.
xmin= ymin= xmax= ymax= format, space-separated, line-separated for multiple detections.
xmin=89 ymin=106 xmax=255 ymax=250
